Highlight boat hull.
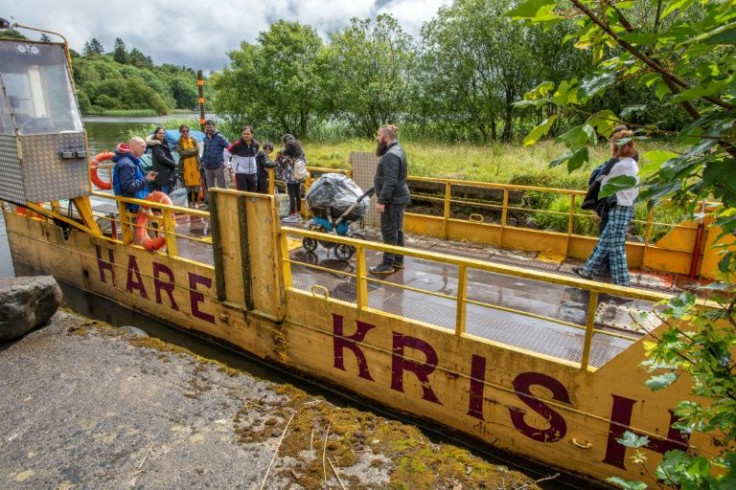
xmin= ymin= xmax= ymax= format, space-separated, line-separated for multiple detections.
xmin=3 ymin=197 xmax=710 ymax=485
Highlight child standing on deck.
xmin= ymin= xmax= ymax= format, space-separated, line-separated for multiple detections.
xmin=276 ymin=134 xmax=307 ymax=223
xmin=256 ymin=141 xmax=275 ymax=194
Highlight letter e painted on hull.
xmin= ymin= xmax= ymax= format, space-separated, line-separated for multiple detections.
xmin=332 ymin=314 xmax=375 ymax=381
xmin=510 ymin=372 xmax=569 ymax=443
xmin=391 ymin=333 xmax=441 ymax=404
xmin=188 ymin=273 xmax=215 ymax=324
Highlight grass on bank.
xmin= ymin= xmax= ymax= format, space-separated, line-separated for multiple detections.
xmin=128 ymin=121 xmax=689 ymax=237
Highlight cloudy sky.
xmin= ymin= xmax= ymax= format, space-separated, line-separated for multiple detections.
xmin=4 ymin=0 xmax=448 ymax=72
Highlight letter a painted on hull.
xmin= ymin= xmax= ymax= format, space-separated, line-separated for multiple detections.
xmin=126 ymin=255 xmax=148 ymax=298
xmin=332 ymin=314 xmax=375 ymax=381
xmin=391 ymin=333 xmax=441 ymax=404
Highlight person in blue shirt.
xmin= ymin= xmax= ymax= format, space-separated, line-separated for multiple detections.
xmin=112 ymin=137 xmax=156 ymax=212
xmin=201 ymin=120 xmax=230 ymax=203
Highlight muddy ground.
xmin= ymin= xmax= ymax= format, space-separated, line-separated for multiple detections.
xmin=0 ymin=310 xmax=542 ymax=489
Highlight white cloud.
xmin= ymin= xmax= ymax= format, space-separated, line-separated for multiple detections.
xmin=3 ymin=0 xmax=444 ymax=71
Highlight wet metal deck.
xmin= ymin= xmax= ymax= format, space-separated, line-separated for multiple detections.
xmin=288 ymin=245 xmax=649 ymax=369
xmin=86 ymin=196 xmax=657 ymax=369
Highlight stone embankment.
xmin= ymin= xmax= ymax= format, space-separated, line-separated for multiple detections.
xmin=0 ymin=306 xmax=542 ymax=489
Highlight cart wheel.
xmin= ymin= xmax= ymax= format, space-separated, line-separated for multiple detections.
xmin=303 ymin=237 xmax=318 ymax=252
xmin=335 ymin=244 xmax=355 ymax=261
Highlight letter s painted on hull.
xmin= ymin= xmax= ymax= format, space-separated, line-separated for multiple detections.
xmin=510 ymin=372 xmax=570 ymax=443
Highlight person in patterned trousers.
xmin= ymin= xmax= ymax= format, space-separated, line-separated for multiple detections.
xmin=572 ymin=129 xmax=639 ymax=286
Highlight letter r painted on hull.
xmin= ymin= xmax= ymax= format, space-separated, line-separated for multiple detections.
xmin=603 ymin=394 xmax=690 ymax=470
xmin=391 ymin=333 xmax=441 ymax=404
xmin=153 ymin=263 xmax=179 ymax=311
xmin=332 ymin=314 xmax=375 ymax=381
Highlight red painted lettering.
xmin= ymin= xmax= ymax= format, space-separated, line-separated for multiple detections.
xmin=467 ymin=354 xmax=486 ymax=420
xmin=95 ymin=245 xmax=115 ymax=285
xmin=332 ymin=314 xmax=375 ymax=381
xmin=125 ymin=255 xmax=148 ymax=298
xmin=603 ymin=394 xmax=689 ymax=469
xmin=188 ymin=273 xmax=215 ymax=324
xmin=510 ymin=372 xmax=569 ymax=443
xmin=153 ymin=262 xmax=179 ymax=311
xmin=391 ymin=333 xmax=441 ymax=404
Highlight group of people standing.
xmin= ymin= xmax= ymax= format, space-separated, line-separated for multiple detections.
xmin=113 ymin=119 xmax=308 ymax=222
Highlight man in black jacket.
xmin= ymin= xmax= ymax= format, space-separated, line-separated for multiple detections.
xmin=369 ymin=124 xmax=411 ymax=275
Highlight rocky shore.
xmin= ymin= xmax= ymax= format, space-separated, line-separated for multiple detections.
xmin=0 ymin=310 xmax=542 ymax=489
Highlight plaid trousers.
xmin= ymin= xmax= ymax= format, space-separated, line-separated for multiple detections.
xmin=582 ymin=205 xmax=634 ymax=286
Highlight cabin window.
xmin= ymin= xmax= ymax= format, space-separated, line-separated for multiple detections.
xmin=0 ymin=42 xmax=83 ymax=135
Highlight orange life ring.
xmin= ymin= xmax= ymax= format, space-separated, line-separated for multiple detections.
xmin=134 ymin=191 xmax=173 ymax=251
xmin=90 ymin=151 xmax=115 ymax=190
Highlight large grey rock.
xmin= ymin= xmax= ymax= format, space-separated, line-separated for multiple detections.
xmin=0 ymin=276 xmax=62 ymax=341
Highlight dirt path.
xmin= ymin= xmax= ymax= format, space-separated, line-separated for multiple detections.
xmin=0 ymin=311 xmax=540 ymax=489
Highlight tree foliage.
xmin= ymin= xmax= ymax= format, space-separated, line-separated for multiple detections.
xmin=212 ymin=20 xmax=327 ymax=138
xmin=112 ymin=37 xmax=128 ymax=64
xmin=72 ymin=37 xmax=199 ymax=115
xmin=326 ymin=15 xmax=417 ymax=138
xmin=83 ymin=38 xmax=104 ymax=56
xmin=511 ymin=0 xmax=736 ymax=487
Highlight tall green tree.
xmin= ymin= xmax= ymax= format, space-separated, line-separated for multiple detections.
xmin=418 ymin=0 xmax=570 ymax=142
xmin=213 ymin=20 xmax=327 ymax=138
xmin=83 ymin=38 xmax=104 ymax=56
xmin=129 ymin=48 xmax=153 ymax=69
xmin=511 ymin=1 xmax=736 ymax=487
xmin=326 ymin=15 xmax=417 ymax=138
xmin=113 ymin=37 xmax=128 ymax=64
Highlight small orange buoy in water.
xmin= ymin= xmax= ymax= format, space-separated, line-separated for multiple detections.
xmin=134 ymin=191 xmax=172 ymax=251
xmin=90 ymin=151 xmax=115 ymax=190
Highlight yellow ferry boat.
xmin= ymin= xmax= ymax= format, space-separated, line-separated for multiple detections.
xmin=1 ymin=31 xmax=731 ymax=486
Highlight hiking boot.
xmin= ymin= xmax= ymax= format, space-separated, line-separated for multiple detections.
xmin=393 ymin=262 xmax=404 ymax=269
xmin=369 ymin=264 xmax=396 ymax=275
xmin=571 ymin=266 xmax=594 ymax=280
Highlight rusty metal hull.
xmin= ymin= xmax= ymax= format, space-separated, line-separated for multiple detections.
xmin=2 ymin=193 xmax=713 ymax=486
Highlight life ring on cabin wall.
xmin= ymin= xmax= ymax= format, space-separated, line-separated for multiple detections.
xmin=90 ymin=151 xmax=115 ymax=190
xmin=134 ymin=191 xmax=172 ymax=251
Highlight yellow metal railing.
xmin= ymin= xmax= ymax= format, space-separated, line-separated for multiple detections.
xmin=88 ymin=191 xmax=212 ymax=262
xmin=279 ymin=226 xmax=672 ymax=372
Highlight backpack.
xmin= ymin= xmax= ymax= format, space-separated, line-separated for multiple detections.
xmin=581 ymin=158 xmax=618 ymax=213
xmin=293 ymin=157 xmax=308 ymax=180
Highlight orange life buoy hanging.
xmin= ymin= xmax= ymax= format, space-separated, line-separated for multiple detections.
xmin=90 ymin=151 xmax=115 ymax=190
xmin=134 ymin=191 xmax=173 ymax=251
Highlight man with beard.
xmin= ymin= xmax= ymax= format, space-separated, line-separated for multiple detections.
xmin=369 ymin=124 xmax=411 ymax=275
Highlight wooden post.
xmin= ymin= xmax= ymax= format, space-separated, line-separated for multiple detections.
xmin=197 ymin=70 xmax=206 ymax=131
